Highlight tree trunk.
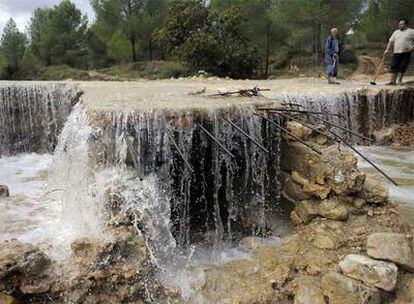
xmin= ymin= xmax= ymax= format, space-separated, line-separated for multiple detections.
xmin=130 ymin=37 xmax=137 ymax=62
xmin=149 ymin=39 xmax=153 ymax=62
xmin=264 ymin=28 xmax=271 ymax=79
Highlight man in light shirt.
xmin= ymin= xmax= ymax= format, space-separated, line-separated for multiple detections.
xmin=384 ymin=19 xmax=414 ymax=85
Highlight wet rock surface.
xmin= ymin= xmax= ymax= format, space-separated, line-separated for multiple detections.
xmin=0 ymin=185 xmax=9 ymax=198
xmin=0 ymin=240 xmax=51 ymax=296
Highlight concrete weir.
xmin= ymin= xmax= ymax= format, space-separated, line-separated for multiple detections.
xmin=0 ymin=79 xmax=413 ymax=246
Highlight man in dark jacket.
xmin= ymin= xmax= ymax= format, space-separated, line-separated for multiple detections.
xmin=325 ymin=28 xmax=341 ymax=84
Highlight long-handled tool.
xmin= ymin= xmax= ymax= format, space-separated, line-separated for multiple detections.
xmin=370 ymin=54 xmax=387 ymax=85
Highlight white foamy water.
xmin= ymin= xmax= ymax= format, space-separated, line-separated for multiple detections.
xmin=0 ymin=153 xmax=58 ymax=245
xmin=355 ymin=146 xmax=414 ymax=224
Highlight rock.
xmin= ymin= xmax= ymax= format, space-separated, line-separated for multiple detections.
xmin=303 ymin=183 xmax=331 ymax=200
xmin=354 ymin=197 xmax=367 ymax=209
xmin=0 ymin=240 xmax=50 ymax=293
xmin=373 ymin=127 xmax=394 ymax=145
xmin=283 ymin=177 xmax=311 ymax=202
xmin=0 ymin=186 xmax=9 ymax=198
xmin=339 ymin=254 xmax=398 ymax=291
xmin=313 ymin=234 xmax=336 ymax=250
xmin=317 ymin=199 xmax=349 ymax=221
xmin=363 ymin=177 xmax=389 ymax=204
xmin=321 ymin=272 xmax=381 ymax=304
xmin=296 ymin=201 xmax=319 ymax=224
xmin=286 ymin=121 xmax=313 ymax=140
xmin=0 ymin=293 xmax=16 ymax=304
xmin=294 ymin=276 xmax=325 ymax=304
xmin=367 ymin=233 xmax=414 ymax=272
xmin=393 ymin=273 xmax=414 ymax=304
xmin=292 ymin=171 xmax=309 ymax=186
xmin=20 ymin=279 xmax=50 ymax=294
xmin=290 ymin=211 xmax=303 ymax=226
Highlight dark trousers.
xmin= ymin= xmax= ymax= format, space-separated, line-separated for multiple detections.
xmin=391 ymin=52 xmax=411 ymax=73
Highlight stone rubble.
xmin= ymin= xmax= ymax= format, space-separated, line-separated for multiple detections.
xmin=367 ymin=233 xmax=414 ymax=272
xmin=283 ymin=121 xmax=413 ymax=304
xmin=339 ymin=254 xmax=398 ymax=291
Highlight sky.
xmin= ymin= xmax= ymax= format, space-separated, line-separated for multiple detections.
xmin=0 ymin=0 xmax=95 ymax=35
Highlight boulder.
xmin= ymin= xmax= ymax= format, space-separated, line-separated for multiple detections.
xmin=339 ymin=254 xmax=398 ymax=291
xmin=294 ymin=276 xmax=325 ymax=304
xmin=367 ymin=233 xmax=414 ymax=272
xmin=0 ymin=240 xmax=50 ymax=294
xmin=290 ymin=211 xmax=303 ymax=226
xmin=303 ymin=183 xmax=331 ymax=200
xmin=354 ymin=197 xmax=367 ymax=209
xmin=373 ymin=127 xmax=394 ymax=145
xmin=286 ymin=121 xmax=313 ymax=140
xmin=313 ymin=234 xmax=336 ymax=250
xmin=296 ymin=201 xmax=319 ymax=224
xmin=362 ymin=177 xmax=389 ymax=204
xmin=392 ymin=273 xmax=414 ymax=304
xmin=317 ymin=199 xmax=349 ymax=221
xmin=0 ymin=293 xmax=16 ymax=304
xmin=0 ymin=186 xmax=9 ymax=198
xmin=291 ymin=171 xmax=309 ymax=186
xmin=321 ymin=272 xmax=381 ymax=304
xmin=283 ymin=177 xmax=311 ymax=202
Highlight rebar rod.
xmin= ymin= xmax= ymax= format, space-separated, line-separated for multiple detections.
xmin=273 ymin=111 xmax=336 ymax=142
xmin=254 ymin=113 xmax=322 ymax=155
xmin=307 ymin=113 xmax=374 ymax=142
xmin=225 ymin=119 xmax=269 ymax=153
xmin=165 ymin=129 xmax=194 ymax=173
xmin=259 ymin=108 xmax=342 ymax=117
xmin=326 ymin=129 xmax=398 ymax=186
xmin=198 ymin=124 xmax=235 ymax=158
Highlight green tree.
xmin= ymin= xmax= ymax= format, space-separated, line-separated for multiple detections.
xmin=29 ymin=0 xmax=88 ymax=67
xmin=268 ymin=0 xmax=364 ymax=65
xmin=156 ymin=0 xmax=258 ymax=78
xmin=0 ymin=19 xmax=27 ymax=72
xmin=355 ymin=0 xmax=414 ymax=44
xmin=91 ymin=0 xmax=166 ymax=62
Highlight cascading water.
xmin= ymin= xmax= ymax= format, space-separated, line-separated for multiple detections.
xmin=275 ymin=88 xmax=414 ymax=141
xmin=88 ymin=105 xmax=284 ymax=247
xmin=0 ymin=82 xmax=77 ymax=155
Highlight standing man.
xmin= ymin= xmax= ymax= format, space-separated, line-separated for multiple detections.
xmin=384 ymin=19 xmax=414 ymax=85
xmin=325 ymin=28 xmax=341 ymax=84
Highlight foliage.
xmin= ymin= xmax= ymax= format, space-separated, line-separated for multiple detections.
xmin=0 ymin=19 xmax=27 ymax=73
xmin=353 ymin=0 xmax=414 ymax=44
xmin=156 ymin=0 xmax=258 ymax=78
xmin=29 ymin=0 xmax=88 ymax=67
xmin=99 ymin=61 xmax=189 ymax=79
xmin=91 ymin=0 xmax=166 ymax=62
xmin=0 ymin=0 xmax=411 ymax=80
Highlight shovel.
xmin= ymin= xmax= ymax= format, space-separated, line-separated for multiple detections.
xmin=370 ymin=54 xmax=387 ymax=85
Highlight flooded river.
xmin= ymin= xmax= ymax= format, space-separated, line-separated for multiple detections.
xmin=356 ymin=146 xmax=414 ymax=225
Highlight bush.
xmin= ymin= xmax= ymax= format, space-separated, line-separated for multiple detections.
xmin=100 ymin=61 xmax=189 ymax=80
xmin=34 ymin=65 xmax=90 ymax=80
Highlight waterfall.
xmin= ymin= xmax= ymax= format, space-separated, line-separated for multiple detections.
xmin=0 ymin=82 xmax=77 ymax=155
xmin=86 ymin=105 xmax=283 ymax=247
xmin=274 ymin=88 xmax=414 ymax=141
